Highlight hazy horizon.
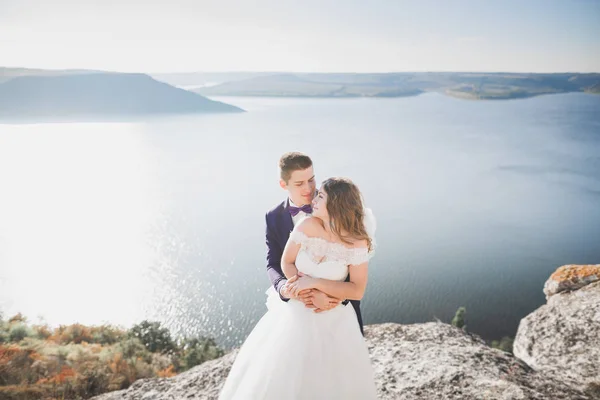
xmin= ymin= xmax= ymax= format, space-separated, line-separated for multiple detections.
xmin=1 ymin=0 xmax=598 ymax=74
xmin=3 ymin=66 xmax=600 ymax=75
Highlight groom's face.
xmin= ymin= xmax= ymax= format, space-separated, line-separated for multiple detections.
xmin=280 ymin=166 xmax=316 ymax=206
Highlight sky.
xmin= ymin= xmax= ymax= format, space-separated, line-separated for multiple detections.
xmin=0 ymin=0 xmax=599 ymax=73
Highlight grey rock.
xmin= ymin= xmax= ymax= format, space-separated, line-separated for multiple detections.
xmin=366 ymin=322 xmax=587 ymax=399
xmin=515 ymin=280 xmax=600 ymax=395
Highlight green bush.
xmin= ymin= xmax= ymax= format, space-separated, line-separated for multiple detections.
xmin=451 ymin=306 xmax=467 ymax=330
xmin=0 ymin=320 xmax=9 ymax=343
xmin=176 ymin=337 xmax=225 ymax=371
xmin=0 ymin=313 xmax=8 ymax=343
xmin=127 ymin=321 xmax=176 ymax=354
xmin=490 ymin=336 xmax=514 ymax=353
xmin=92 ymin=324 xmax=126 ymax=345
xmin=114 ymin=337 xmax=152 ymax=364
xmin=9 ymin=324 xmax=31 ymax=342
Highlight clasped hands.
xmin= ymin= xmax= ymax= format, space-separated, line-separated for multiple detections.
xmin=281 ymin=272 xmax=341 ymax=313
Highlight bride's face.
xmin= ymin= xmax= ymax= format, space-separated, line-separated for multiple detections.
xmin=312 ymin=187 xmax=328 ymax=219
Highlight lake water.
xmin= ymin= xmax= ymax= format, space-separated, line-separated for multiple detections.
xmin=1 ymin=93 xmax=599 ymax=348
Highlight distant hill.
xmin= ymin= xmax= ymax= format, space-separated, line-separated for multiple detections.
xmin=151 ymin=72 xmax=277 ymax=89
xmin=188 ymin=73 xmax=422 ymax=97
xmin=191 ymin=72 xmax=600 ymax=100
xmin=0 ymin=67 xmax=100 ymax=84
xmin=0 ymin=71 xmax=243 ymax=121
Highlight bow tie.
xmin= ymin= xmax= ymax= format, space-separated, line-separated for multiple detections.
xmin=288 ymin=204 xmax=313 ymax=217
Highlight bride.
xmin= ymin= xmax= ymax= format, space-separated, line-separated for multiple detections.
xmin=219 ymin=177 xmax=378 ymax=399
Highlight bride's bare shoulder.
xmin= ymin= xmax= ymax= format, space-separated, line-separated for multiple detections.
xmin=295 ymin=217 xmax=325 ymax=237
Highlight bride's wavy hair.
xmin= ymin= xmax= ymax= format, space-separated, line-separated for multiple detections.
xmin=321 ymin=177 xmax=372 ymax=252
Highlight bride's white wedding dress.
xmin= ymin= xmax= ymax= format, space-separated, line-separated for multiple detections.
xmin=219 ymin=228 xmax=378 ymax=400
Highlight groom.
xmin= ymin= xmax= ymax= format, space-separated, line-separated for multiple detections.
xmin=265 ymin=152 xmax=364 ymax=334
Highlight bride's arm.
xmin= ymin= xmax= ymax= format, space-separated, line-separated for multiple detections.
xmin=289 ymin=262 xmax=368 ymax=301
xmin=314 ymin=263 xmax=368 ymax=300
xmin=281 ymin=239 xmax=300 ymax=279
xmin=281 ymin=217 xmax=316 ymax=279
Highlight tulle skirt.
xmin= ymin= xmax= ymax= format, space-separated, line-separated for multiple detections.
xmin=218 ymin=287 xmax=377 ymax=400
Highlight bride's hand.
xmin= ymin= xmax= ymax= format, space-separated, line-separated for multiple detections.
xmin=280 ymin=275 xmax=299 ymax=299
xmin=288 ymin=275 xmax=317 ymax=297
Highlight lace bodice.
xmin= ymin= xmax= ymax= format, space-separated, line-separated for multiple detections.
xmin=289 ymin=230 xmax=371 ymax=281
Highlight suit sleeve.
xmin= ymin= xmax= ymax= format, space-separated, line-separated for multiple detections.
xmin=265 ymin=213 xmax=290 ymax=302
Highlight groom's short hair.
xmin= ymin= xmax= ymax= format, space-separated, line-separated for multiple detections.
xmin=279 ymin=152 xmax=313 ymax=183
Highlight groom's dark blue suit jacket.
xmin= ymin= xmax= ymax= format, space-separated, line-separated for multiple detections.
xmin=265 ymin=199 xmax=364 ymax=335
